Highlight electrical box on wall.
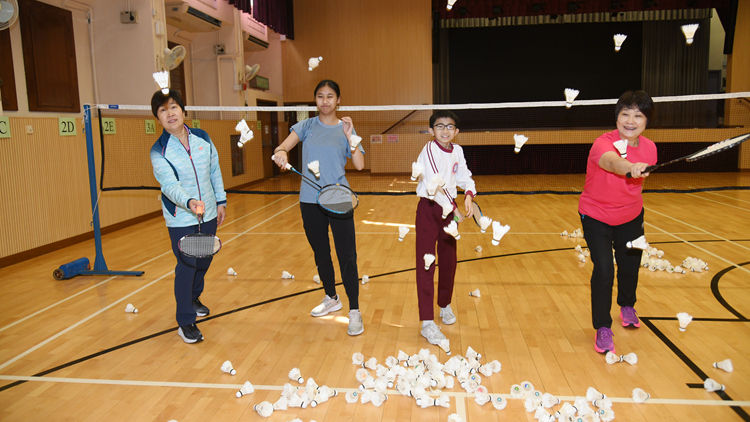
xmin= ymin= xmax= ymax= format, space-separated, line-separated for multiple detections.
xmin=214 ymin=44 xmax=226 ymax=55
xmin=120 ymin=11 xmax=139 ymax=24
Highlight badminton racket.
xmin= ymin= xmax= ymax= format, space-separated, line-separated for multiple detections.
xmin=272 ymin=155 xmax=359 ymax=214
xmin=178 ymin=202 xmax=222 ymax=258
xmin=626 ymin=132 xmax=750 ymax=178
xmin=471 ymin=201 xmax=484 ymax=228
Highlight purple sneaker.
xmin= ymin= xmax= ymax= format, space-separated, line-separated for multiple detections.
xmin=620 ymin=306 xmax=640 ymax=328
xmin=594 ymin=327 xmax=615 ymax=354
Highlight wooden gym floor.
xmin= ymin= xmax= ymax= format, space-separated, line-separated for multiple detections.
xmin=0 ymin=175 xmax=749 ymax=422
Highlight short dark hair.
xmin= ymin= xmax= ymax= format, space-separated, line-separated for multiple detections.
xmin=313 ymin=79 xmax=340 ymax=97
xmin=615 ymin=90 xmax=654 ymax=124
xmin=429 ymin=110 xmax=459 ymax=128
xmin=150 ymin=90 xmax=186 ymax=118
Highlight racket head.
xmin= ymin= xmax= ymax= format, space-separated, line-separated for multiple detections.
xmin=471 ymin=201 xmax=483 ymax=228
xmin=178 ymin=233 xmax=221 ymax=258
xmin=686 ymin=132 xmax=750 ymax=162
xmin=317 ymin=184 xmax=359 ymax=214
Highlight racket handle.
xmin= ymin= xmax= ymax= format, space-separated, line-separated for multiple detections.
xmin=195 ymin=201 xmax=204 ymax=215
xmin=271 ymin=155 xmax=292 ymax=170
xmin=626 ymin=165 xmax=657 ymax=179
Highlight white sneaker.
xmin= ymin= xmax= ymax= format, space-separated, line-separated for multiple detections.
xmin=348 ymin=309 xmax=364 ymax=336
xmin=440 ymin=304 xmax=456 ymax=325
xmin=421 ymin=321 xmax=447 ymax=345
xmin=311 ymin=295 xmax=342 ymax=317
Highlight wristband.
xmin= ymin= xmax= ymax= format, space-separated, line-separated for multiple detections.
xmin=274 ymin=148 xmax=287 ymax=154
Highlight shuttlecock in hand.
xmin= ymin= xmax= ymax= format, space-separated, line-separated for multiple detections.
xmin=125 ymin=303 xmax=138 ymax=313
xmin=153 ymin=70 xmax=170 ymax=94
xmin=491 ymin=221 xmax=510 ymax=246
xmin=713 ymin=359 xmax=733 ymax=373
xmin=613 ymin=139 xmax=628 ymax=157
xmin=564 ymin=88 xmax=579 ymax=108
xmin=282 ymin=270 xmax=295 ymax=279
xmin=632 ymin=388 xmax=650 ymax=403
xmin=479 ymin=216 xmax=492 ymax=233
xmin=235 ymin=119 xmax=254 ymax=146
xmin=227 ymin=267 xmax=237 ymax=276
xmin=677 ymin=312 xmax=693 ymax=331
xmin=424 ymin=254 xmax=435 ymax=270
xmin=221 ymin=360 xmax=236 ymax=375
xmin=681 ymin=23 xmax=699 ymax=45
xmin=626 ymin=235 xmax=649 ymax=250
xmin=469 ymin=288 xmax=481 ymax=298
xmin=513 ymin=134 xmax=528 ymax=153
xmin=398 ymin=225 xmax=410 ymax=241
xmin=614 ymin=33 xmax=627 ymax=51
xmin=308 ymin=160 xmax=320 ymax=179
xmin=236 ymin=380 xmax=254 ymax=397
xmin=349 ymin=134 xmax=363 ymax=151
xmin=443 ymin=220 xmax=461 ymax=240
xmin=411 ymin=162 xmax=425 ymax=181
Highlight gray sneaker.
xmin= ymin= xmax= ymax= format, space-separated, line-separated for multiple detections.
xmin=311 ymin=294 xmax=342 ymax=317
xmin=421 ymin=321 xmax=447 ymax=345
xmin=348 ymin=309 xmax=364 ymax=336
xmin=439 ymin=304 xmax=456 ymax=325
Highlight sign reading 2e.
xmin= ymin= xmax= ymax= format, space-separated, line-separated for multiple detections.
xmin=102 ymin=118 xmax=116 ymax=135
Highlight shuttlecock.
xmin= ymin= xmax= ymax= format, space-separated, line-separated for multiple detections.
xmin=704 ymin=378 xmax=725 ymax=392
xmin=308 ymin=56 xmax=322 ymax=71
xmin=221 ymin=360 xmax=236 ymax=375
xmin=593 ymin=397 xmax=612 ymax=409
xmin=282 ymin=271 xmax=294 ymax=279
xmin=411 ymin=162 xmax=425 ymax=181
xmin=447 ymin=0 xmax=457 ymax=10
xmin=235 ymin=119 xmax=254 ymax=146
xmin=564 ymin=88 xmax=579 ymax=108
xmin=626 ymin=235 xmax=649 ymax=250
xmin=524 ymin=396 xmax=542 ymax=413
xmin=355 ymin=368 xmax=370 ymax=383
xmin=398 ymin=225 xmax=410 ymax=241
xmin=491 ymin=221 xmax=510 ymax=246
xmin=677 ymin=312 xmax=693 ymax=331
xmin=681 ymin=23 xmax=699 ymax=45
xmin=479 ymin=216 xmax=492 ymax=233
xmin=349 ymin=134 xmax=363 ymax=151
xmin=597 ymin=407 xmax=616 ymax=422
xmin=424 ymin=254 xmax=436 ymax=270
xmin=308 ymin=160 xmax=320 ymax=179
xmin=578 ymin=253 xmax=586 ymax=263
xmin=153 ymin=70 xmax=170 ymax=94
xmin=426 ymin=180 xmax=438 ymax=199
xmin=535 ymin=407 xmax=555 ymax=422
xmin=488 ymin=395 xmax=506 ymax=410
xmin=554 ymin=402 xmax=577 ymax=418
xmin=227 ymin=267 xmax=237 ymax=276
xmin=444 ymin=220 xmax=461 ymax=240
xmin=254 ymin=401 xmax=274 ymax=417
xmin=475 ymin=246 xmax=482 ymax=252
xmin=273 ymin=396 xmax=289 ymax=410
xmin=439 ymin=338 xmax=452 ymax=355
xmin=288 ymin=367 xmax=304 ymax=383
xmin=632 ymin=388 xmax=650 ymax=403
xmin=313 ymin=274 xmax=320 ymax=283
xmin=448 ymin=413 xmax=463 ymax=422
xmin=513 ymin=134 xmax=529 ymax=153
xmin=621 ymin=352 xmax=638 ymax=365
xmin=561 ymin=230 xmax=569 ymax=236
xmin=441 ymin=201 xmax=454 ymax=220
xmin=613 ymin=33 xmax=627 ymax=51
xmin=361 ymin=275 xmax=369 ymax=284
xmin=587 ymin=386 xmax=606 ymax=402
xmin=713 ymin=359 xmax=733 ymax=372
xmin=345 ymin=390 xmax=359 ymax=403
xmin=236 ymin=381 xmax=254 ymax=397
xmin=541 ymin=392 xmax=560 ymax=408
xmin=613 ymin=139 xmax=628 ymax=158
xmin=125 ymin=303 xmax=138 ymax=313
xmin=352 ymin=352 xmax=364 ymax=365
xmin=469 ymin=288 xmax=481 ymax=298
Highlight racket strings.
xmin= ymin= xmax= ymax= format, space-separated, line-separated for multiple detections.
xmin=688 ymin=133 xmax=750 ymax=161
xmin=318 ymin=185 xmax=358 ymax=214
xmin=179 ymin=234 xmax=221 ymax=258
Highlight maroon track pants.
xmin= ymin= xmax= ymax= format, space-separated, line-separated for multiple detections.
xmin=415 ymin=197 xmax=457 ymax=321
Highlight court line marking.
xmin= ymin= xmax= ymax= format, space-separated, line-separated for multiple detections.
xmin=0 ymin=197 xmax=291 ymax=334
xmin=706 ymin=191 xmax=750 ymax=205
xmin=0 ymin=201 xmax=300 ymax=372
xmin=0 ymin=375 xmax=747 ymax=407
xmin=215 ymin=232 xmax=717 ymax=236
xmin=686 ymin=193 xmax=750 ymax=212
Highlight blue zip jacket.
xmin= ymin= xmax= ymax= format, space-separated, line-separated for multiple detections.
xmin=150 ymin=125 xmax=227 ymax=227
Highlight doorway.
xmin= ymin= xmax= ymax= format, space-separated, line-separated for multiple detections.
xmin=257 ymin=99 xmax=278 ymax=178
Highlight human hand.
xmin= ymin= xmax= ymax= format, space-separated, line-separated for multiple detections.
xmin=453 ymin=207 xmax=465 ymax=223
xmin=189 ymin=200 xmax=205 ymax=215
xmin=272 ymin=151 xmax=289 ymax=169
xmin=465 ymin=195 xmax=474 ymax=219
xmin=341 ymin=116 xmax=354 ymax=138
xmin=629 ymin=162 xmax=650 ymax=178
xmin=217 ymin=205 xmax=226 ymax=226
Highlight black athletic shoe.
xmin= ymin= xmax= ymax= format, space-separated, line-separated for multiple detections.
xmin=193 ymin=298 xmax=210 ymax=317
xmin=178 ymin=323 xmax=204 ymax=343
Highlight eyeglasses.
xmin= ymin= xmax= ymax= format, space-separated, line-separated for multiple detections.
xmin=433 ymin=124 xmax=456 ymax=130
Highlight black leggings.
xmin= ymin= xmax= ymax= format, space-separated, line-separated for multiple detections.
xmin=300 ymin=202 xmax=359 ymax=310
xmin=580 ymin=209 xmax=644 ymax=329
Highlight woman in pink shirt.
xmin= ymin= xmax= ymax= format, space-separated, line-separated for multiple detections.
xmin=578 ymin=91 xmax=657 ymax=354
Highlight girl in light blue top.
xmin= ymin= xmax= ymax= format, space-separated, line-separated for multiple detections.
xmin=272 ymin=80 xmax=365 ymax=336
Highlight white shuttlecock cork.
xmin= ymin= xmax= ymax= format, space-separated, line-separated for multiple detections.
xmin=288 ymin=367 xmax=304 ymax=383
xmin=361 ymin=275 xmax=369 ymax=285
xmin=475 ymin=245 xmax=482 ymax=252
xmin=491 ymin=221 xmax=510 ymax=246
xmin=681 ymin=23 xmax=699 ymax=45
xmin=424 ymin=253 xmax=436 ymax=270
xmin=221 ymin=360 xmax=236 ymax=375
xmin=313 ymin=274 xmax=320 ymax=283
xmin=349 ymin=134 xmax=363 ymax=151
xmin=469 ymin=288 xmax=481 ymax=298
xmin=441 ymin=201 xmax=454 ymax=220
xmin=587 ymin=386 xmax=606 ymax=402
xmin=411 ymin=162 xmax=425 ymax=181
xmin=308 ymin=56 xmax=322 ymax=71
xmin=520 ymin=381 xmax=534 ymax=394
xmin=704 ymin=378 xmax=725 ymax=392
xmin=236 ymin=380 xmax=254 ymax=397
xmin=281 ymin=270 xmax=294 ymax=279
xmin=398 ymin=225 xmax=410 ymax=241
xmin=713 ymin=359 xmax=733 ymax=372
xmin=227 ymin=267 xmax=237 ymax=276
xmin=626 ymin=235 xmax=649 ymax=250
xmin=564 ymin=88 xmax=579 ymax=108
xmin=153 ymin=70 xmax=170 ymax=94
xmin=125 ymin=303 xmax=138 ymax=313
xmin=352 ymin=352 xmax=364 ymax=365
xmin=479 ymin=216 xmax=492 ymax=233
xmin=444 ymin=220 xmax=461 ymax=240
xmin=491 ymin=395 xmax=507 ymax=410
xmin=254 ymin=401 xmax=274 ymax=417
xmin=613 ymin=33 xmax=628 ymax=51
xmin=632 ymin=388 xmax=650 ymax=403
xmin=308 ymin=160 xmax=320 ymax=179
xmin=677 ymin=312 xmax=693 ymax=331
xmin=613 ymin=139 xmax=628 ymax=157
xmin=513 ymin=134 xmax=529 ymax=153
